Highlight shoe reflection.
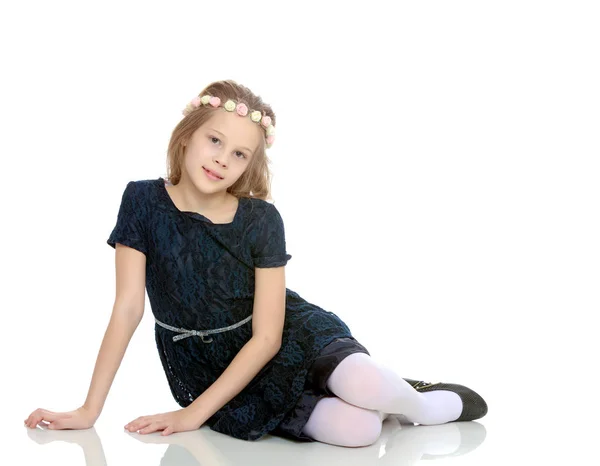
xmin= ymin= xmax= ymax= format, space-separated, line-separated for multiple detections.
xmin=25 ymin=418 xmax=486 ymax=465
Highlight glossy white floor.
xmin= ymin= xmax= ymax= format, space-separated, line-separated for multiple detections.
xmin=21 ymin=418 xmax=486 ymax=465
xmin=14 ymin=402 xmax=598 ymax=465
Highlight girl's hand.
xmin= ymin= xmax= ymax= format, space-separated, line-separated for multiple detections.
xmin=125 ymin=408 xmax=203 ymax=436
xmin=24 ymin=406 xmax=98 ymax=430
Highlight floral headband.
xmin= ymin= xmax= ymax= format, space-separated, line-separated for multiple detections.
xmin=182 ymin=94 xmax=276 ymax=148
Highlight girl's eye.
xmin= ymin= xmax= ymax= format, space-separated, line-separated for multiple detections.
xmin=210 ymin=136 xmax=245 ymax=159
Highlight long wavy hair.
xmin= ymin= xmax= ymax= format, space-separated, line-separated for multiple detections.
xmin=165 ymin=80 xmax=276 ymax=201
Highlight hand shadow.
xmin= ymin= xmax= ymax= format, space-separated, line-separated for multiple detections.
xmin=26 ymin=425 xmax=108 ymax=466
xmin=129 ymin=418 xmax=487 ymax=466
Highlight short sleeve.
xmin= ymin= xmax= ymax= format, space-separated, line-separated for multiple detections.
xmin=250 ymin=203 xmax=292 ymax=268
xmin=106 ymin=181 xmax=149 ymax=255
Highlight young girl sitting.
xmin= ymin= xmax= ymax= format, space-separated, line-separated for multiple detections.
xmin=24 ymin=79 xmax=487 ymax=448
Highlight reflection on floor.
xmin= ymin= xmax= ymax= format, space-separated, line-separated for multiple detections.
xmin=25 ymin=417 xmax=486 ymax=466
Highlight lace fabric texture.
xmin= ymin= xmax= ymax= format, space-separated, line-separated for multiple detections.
xmin=106 ymin=178 xmax=357 ymax=441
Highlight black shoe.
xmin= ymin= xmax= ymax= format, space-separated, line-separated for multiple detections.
xmin=403 ymin=378 xmax=488 ymax=422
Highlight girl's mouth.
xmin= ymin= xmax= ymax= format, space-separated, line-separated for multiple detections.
xmin=203 ymin=167 xmax=223 ymax=180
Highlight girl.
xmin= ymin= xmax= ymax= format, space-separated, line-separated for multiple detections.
xmin=24 ymin=80 xmax=487 ymax=448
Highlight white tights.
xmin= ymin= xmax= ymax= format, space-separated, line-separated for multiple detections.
xmin=301 ymin=352 xmax=463 ymax=447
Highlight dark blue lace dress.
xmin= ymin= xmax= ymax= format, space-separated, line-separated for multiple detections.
xmin=106 ymin=178 xmax=369 ymax=441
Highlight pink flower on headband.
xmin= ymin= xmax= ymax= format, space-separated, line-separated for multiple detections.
xmin=236 ymin=103 xmax=248 ymax=116
xmin=182 ymin=94 xmax=277 ymax=147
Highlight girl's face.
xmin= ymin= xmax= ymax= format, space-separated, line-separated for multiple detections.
xmin=181 ymin=109 xmax=263 ymax=193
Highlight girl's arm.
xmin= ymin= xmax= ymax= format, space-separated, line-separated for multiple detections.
xmin=83 ymin=244 xmax=147 ymax=417
xmin=25 ymin=244 xmax=146 ymax=430
xmin=186 ymin=336 xmax=281 ymax=422
xmin=186 ymin=265 xmax=286 ymax=423
xmin=82 ymin=305 xmax=143 ymax=417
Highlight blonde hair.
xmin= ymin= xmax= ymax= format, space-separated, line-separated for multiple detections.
xmin=166 ymin=80 xmax=276 ymax=201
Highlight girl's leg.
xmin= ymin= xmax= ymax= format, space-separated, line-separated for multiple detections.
xmin=325 ymin=353 xmax=463 ymax=425
xmin=301 ymin=396 xmax=386 ymax=447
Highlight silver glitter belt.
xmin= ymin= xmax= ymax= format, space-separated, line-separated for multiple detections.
xmin=155 ymin=315 xmax=253 ymax=343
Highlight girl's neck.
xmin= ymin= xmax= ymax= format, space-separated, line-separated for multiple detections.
xmin=164 ymin=180 xmax=238 ymax=222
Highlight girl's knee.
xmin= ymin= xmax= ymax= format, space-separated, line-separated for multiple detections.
xmin=354 ymin=414 xmax=382 ymax=446
xmin=302 ymin=397 xmax=382 ymax=447
xmin=336 ymin=409 xmax=382 ymax=447
xmin=327 ymin=353 xmax=387 ymax=396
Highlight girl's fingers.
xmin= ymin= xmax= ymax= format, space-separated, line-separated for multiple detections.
xmin=44 ymin=411 xmax=68 ymax=419
xmin=142 ymin=418 xmax=170 ymax=434
xmin=139 ymin=422 xmax=159 ymax=434
xmin=127 ymin=415 xmax=174 ymax=434
xmin=27 ymin=415 xmax=40 ymax=428
xmin=127 ymin=416 xmax=150 ymax=429
xmin=37 ymin=410 xmax=70 ymax=422
xmin=25 ymin=409 xmax=77 ymax=429
xmin=132 ymin=415 xmax=166 ymax=431
xmin=25 ymin=410 xmax=42 ymax=426
xmin=133 ymin=419 xmax=154 ymax=432
xmin=125 ymin=418 xmax=139 ymax=430
xmin=127 ymin=420 xmax=141 ymax=431
xmin=40 ymin=412 xmax=71 ymax=426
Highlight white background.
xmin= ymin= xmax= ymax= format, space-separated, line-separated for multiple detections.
xmin=1 ymin=1 xmax=598 ymax=464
